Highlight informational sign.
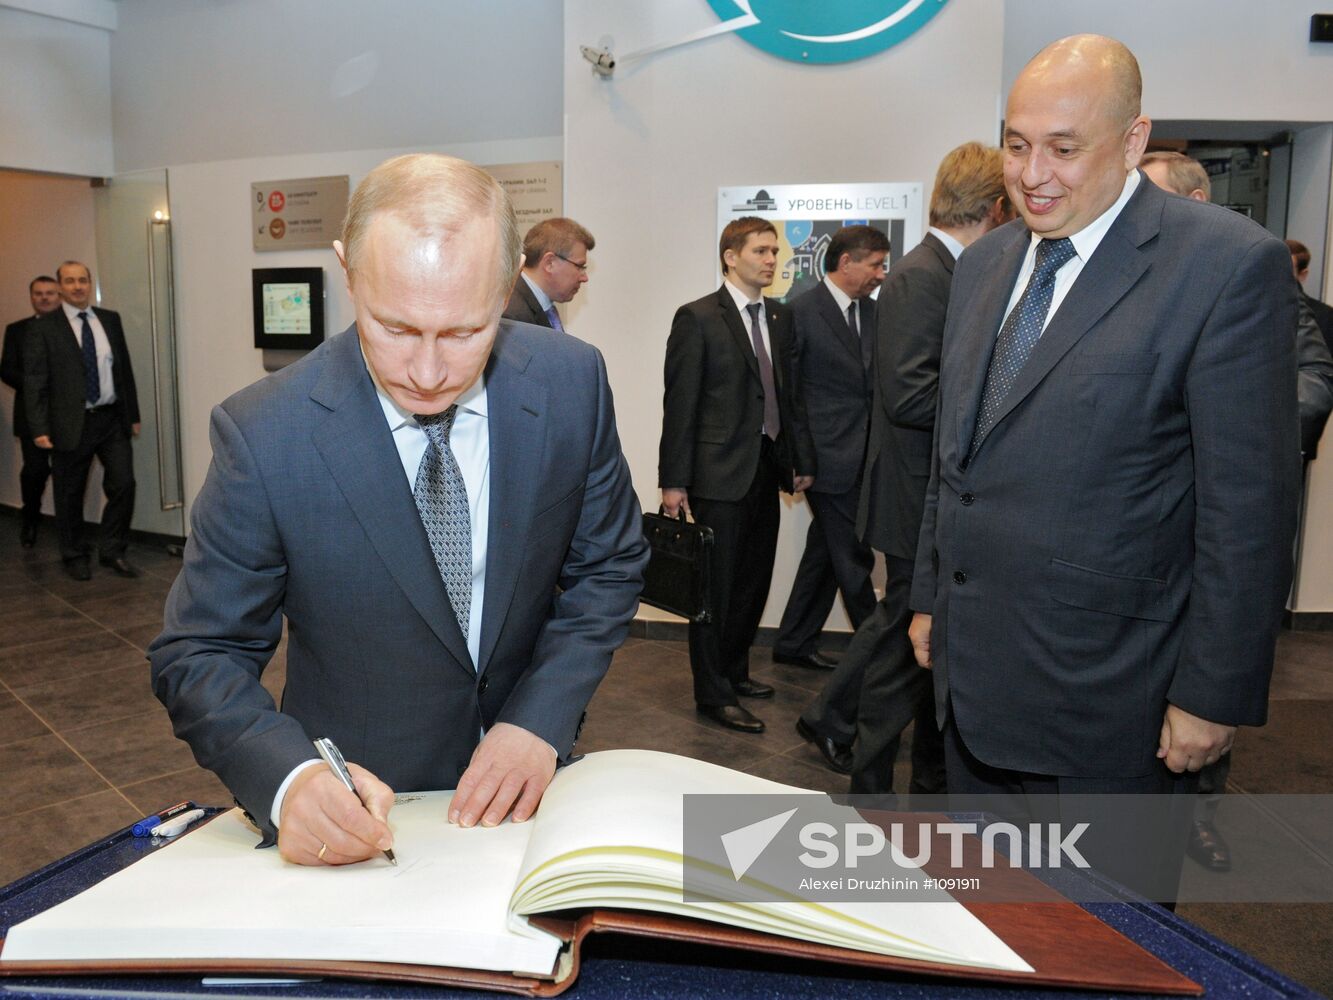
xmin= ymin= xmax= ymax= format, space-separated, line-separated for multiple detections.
xmin=251 ymin=175 xmax=349 ymax=251
xmin=717 ymin=182 xmax=923 ymax=301
xmin=483 ymin=161 xmax=563 ymax=229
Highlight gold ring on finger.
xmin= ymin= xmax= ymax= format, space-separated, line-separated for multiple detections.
xmin=317 ymin=842 xmax=329 ymax=862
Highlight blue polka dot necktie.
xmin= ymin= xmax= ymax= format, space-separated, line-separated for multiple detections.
xmin=78 ymin=311 xmax=100 ymax=405
xmin=414 ymin=406 xmax=472 ymax=642
xmin=970 ymin=237 xmax=1077 ymax=456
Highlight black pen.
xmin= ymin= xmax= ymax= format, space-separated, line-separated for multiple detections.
xmin=313 ymin=737 xmax=398 ymax=865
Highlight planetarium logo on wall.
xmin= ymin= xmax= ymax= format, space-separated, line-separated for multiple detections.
xmin=733 ymin=189 xmax=778 ymax=212
xmin=704 ymin=0 xmax=950 ymax=64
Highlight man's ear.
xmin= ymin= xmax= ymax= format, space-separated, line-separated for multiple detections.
xmin=333 ymin=240 xmax=353 ymax=295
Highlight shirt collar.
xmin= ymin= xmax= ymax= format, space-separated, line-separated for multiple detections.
xmin=822 ymin=275 xmax=856 ymax=315
xmin=723 ymin=276 xmax=763 ymax=316
xmin=61 ymin=301 xmax=90 ymax=323
xmin=359 ymin=337 xmax=489 ymax=432
xmin=521 ymin=272 xmax=554 ymax=313
xmin=927 ymin=227 xmax=965 ymax=261
xmin=1030 ymin=169 xmax=1140 ymax=263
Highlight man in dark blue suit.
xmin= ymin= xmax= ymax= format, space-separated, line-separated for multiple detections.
xmin=151 ymin=154 xmax=647 ymax=866
xmin=909 ymin=36 xmax=1298 ymax=892
xmin=1 ymin=275 xmax=61 ymax=547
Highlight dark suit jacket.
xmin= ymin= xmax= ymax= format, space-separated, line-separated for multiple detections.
xmin=859 ymin=233 xmax=954 ymax=560
xmin=2 ymin=316 xmax=38 ymax=438
xmin=148 ymin=323 xmax=648 ymax=838
xmin=912 ymin=176 xmax=1300 ymax=779
xmin=1304 ymin=291 xmax=1333 ymax=357
xmin=1297 ymin=295 xmax=1333 ymax=459
xmin=785 ymin=281 xmax=874 ymax=496
xmin=22 ymin=307 xmax=140 ymax=449
xmin=502 ymin=276 xmax=555 ymax=329
xmin=658 ymin=284 xmax=814 ymax=500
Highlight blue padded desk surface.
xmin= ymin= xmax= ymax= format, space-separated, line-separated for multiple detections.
xmin=0 ymin=811 xmax=1318 ymax=1000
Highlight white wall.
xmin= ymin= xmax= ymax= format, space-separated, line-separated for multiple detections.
xmin=563 ymin=0 xmax=1005 ymax=629
xmin=0 ymin=3 xmax=114 ymax=176
xmin=110 ymin=0 xmax=564 ymax=171
xmin=167 ymin=136 xmax=562 ymax=523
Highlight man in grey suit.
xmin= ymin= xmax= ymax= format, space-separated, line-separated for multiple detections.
xmin=501 ymin=217 xmax=594 ymax=333
xmin=1 ymin=275 xmax=61 ymax=547
xmin=150 ymin=155 xmax=647 ymax=866
xmin=840 ymin=143 xmax=1009 ymax=794
xmin=909 ymin=36 xmax=1298 ymax=889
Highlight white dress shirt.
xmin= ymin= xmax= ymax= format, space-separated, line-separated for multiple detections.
xmin=61 ymin=301 xmax=116 ymax=407
xmin=521 ymin=272 xmax=554 ymax=314
xmin=823 ymin=275 xmax=859 ymax=335
xmin=271 ymin=362 xmax=491 ymax=829
xmin=1002 ymin=170 xmax=1140 ymax=337
xmin=927 ymin=226 xmax=965 ymax=262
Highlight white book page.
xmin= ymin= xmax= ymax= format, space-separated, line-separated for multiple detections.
xmin=2 ymin=793 xmax=561 ymax=976
xmin=512 ymin=750 xmax=1031 ymax=974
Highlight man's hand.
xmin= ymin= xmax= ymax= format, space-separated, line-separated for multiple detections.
xmin=792 ymin=475 xmax=814 ymax=493
xmin=132 ymin=422 xmax=141 ymax=437
xmin=34 ymin=435 xmax=52 ymax=449
xmin=450 ymin=722 xmax=557 ymax=828
xmin=909 ymin=612 xmax=933 ymax=668
xmin=661 ymin=487 xmax=690 ymax=520
xmin=1157 ymin=704 xmax=1236 ymax=773
xmin=278 ymin=762 xmax=395 ymax=866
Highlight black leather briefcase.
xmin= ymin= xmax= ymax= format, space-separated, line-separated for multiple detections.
xmin=640 ymin=510 xmax=714 ymax=623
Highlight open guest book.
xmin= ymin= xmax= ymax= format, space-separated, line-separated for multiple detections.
xmin=0 ymin=749 xmax=1199 ymax=995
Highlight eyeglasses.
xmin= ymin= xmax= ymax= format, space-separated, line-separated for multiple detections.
xmin=553 ymin=253 xmax=589 ymax=273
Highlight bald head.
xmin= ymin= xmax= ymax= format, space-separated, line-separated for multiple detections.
xmin=1003 ymin=34 xmax=1151 ymax=239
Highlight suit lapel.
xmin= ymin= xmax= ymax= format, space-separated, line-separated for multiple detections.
xmin=814 ymin=282 xmax=862 ymax=363
xmin=956 ymin=229 xmax=1029 ymax=462
xmin=520 ymin=280 xmax=551 ymax=328
xmin=311 ymin=329 xmax=474 ymax=675
xmin=718 ymin=285 xmax=762 ymax=385
xmin=921 ymin=232 xmax=956 ymax=277
xmin=971 ymin=184 xmax=1158 ymax=457
xmin=477 ymin=330 xmax=546 ymax=676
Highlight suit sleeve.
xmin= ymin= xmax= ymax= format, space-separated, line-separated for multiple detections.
xmin=881 ymin=264 xmax=948 ymax=431
xmin=1296 ymin=296 xmax=1333 ymax=457
xmin=107 ymin=313 xmax=141 ymax=425
xmin=1 ymin=322 xmax=24 ymax=391
xmin=496 ymin=349 xmax=649 ymax=755
xmin=149 ymin=403 xmax=313 ymax=836
xmin=1168 ymin=236 xmax=1301 ymax=726
xmin=658 ymin=306 xmax=705 ymax=489
xmin=909 ymin=391 xmax=944 ymax=614
xmin=22 ymin=324 xmax=52 ymax=440
xmin=780 ymin=308 xmax=817 ymax=479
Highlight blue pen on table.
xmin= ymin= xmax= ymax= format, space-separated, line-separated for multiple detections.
xmin=313 ymin=737 xmax=398 ymax=866
xmin=151 ymin=808 xmax=207 ymax=840
xmin=132 ymin=800 xmax=195 ymax=837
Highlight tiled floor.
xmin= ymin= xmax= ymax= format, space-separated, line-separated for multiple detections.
xmin=1 ymin=515 xmax=1331 ymax=991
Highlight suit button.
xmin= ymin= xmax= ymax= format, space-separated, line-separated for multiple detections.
xmin=960 ymin=492 xmax=975 ymax=505
xmin=478 ymin=676 xmax=489 ymax=695
xmin=953 ymin=571 xmax=967 ymax=584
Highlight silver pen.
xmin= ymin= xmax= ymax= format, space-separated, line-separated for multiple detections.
xmin=313 ymin=737 xmax=398 ymax=865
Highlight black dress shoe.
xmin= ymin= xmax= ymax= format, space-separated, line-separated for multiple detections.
xmin=1186 ymin=819 xmax=1231 ymax=872
xmin=19 ymin=522 xmax=36 ymax=548
xmin=99 ymin=556 xmax=140 ymax=579
xmin=733 ymin=679 xmax=774 ymax=699
xmin=772 ymin=650 xmax=839 ymax=670
xmin=796 ymin=718 xmax=853 ymax=774
xmin=696 ymin=704 xmax=765 ymax=733
xmin=64 ymin=558 xmax=92 ymax=581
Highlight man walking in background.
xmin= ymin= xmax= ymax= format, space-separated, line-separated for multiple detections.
xmin=2 ymin=275 xmax=62 ymax=547
xmin=502 ymin=217 xmax=594 ymax=333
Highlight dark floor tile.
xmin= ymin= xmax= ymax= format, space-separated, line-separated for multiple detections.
xmin=53 ymin=572 xmax=172 ymax=609
xmin=121 ymin=766 xmax=232 ymax=814
xmin=0 ymin=733 xmax=108 ymax=815
xmin=597 ymin=641 xmax=695 ymax=703
xmin=115 ymin=623 xmax=163 ymax=652
xmin=659 ymin=675 xmax=814 ymax=757
xmin=14 ymin=660 xmax=161 ymax=733
xmin=1174 ymin=903 xmax=1333 ymax=996
xmin=0 ymin=606 xmax=102 ymax=650
xmin=63 ymin=708 xmax=197 ymax=787
xmin=577 ymin=705 xmax=781 ymax=770
xmin=0 ymin=789 xmax=141 ymax=887
xmin=739 ymin=752 xmax=850 ymax=794
xmin=0 ymin=691 xmax=50 ymax=747
xmin=0 ymin=630 xmax=144 ymax=689
xmin=75 ymin=590 xmax=171 ymax=632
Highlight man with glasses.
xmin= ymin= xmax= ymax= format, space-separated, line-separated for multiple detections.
xmin=502 ymin=217 xmax=594 ymax=334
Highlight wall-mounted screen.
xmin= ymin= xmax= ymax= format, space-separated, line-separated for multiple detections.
xmin=252 ymin=267 xmax=325 ymax=351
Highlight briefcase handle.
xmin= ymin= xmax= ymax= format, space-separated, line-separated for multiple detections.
xmin=657 ymin=505 xmax=688 ymax=523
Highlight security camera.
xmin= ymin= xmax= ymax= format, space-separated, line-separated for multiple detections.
xmin=580 ymin=45 xmax=615 ymax=78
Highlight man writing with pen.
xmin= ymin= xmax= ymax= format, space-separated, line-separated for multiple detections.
xmin=149 ymin=154 xmax=648 ymax=866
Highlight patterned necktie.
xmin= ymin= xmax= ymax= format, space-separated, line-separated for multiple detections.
xmin=414 ymin=406 xmax=472 ymax=641
xmin=746 ymin=302 xmax=781 ymax=441
xmin=78 ymin=311 xmax=100 ymax=405
xmin=970 ymin=237 xmax=1077 ymax=455
xmin=544 ymin=306 xmax=564 ymax=332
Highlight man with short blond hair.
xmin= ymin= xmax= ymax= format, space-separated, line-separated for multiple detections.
xmin=151 ymin=153 xmax=647 ymax=866
xmin=503 ymin=217 xmax=595 ymax=332
xmin=910 ymin=37 xmax=1298 ymax=892
xmin=1140 ymin=150 xmax=1211 ymax=202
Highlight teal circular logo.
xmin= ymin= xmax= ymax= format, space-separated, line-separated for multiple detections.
xmin=705 ymin=0 xmax=949 ymax=64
